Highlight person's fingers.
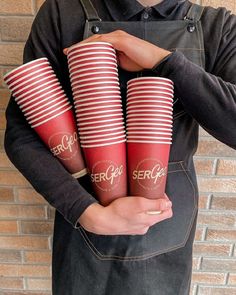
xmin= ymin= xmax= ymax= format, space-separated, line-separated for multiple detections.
xmin=139 ymin=207 xmax=173 ymax=228
xmin=135 ymin=196 xmax=172 ymax=213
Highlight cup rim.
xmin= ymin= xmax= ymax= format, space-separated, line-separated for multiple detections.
xmin=31 ymin=106 xmax=72 ymax=128
xmin=68 ymin=50 xmax=116 ymax=61
xmin=80 ymin=130 xmax=125 ymax=139
xmin=19 ymin=88 xmax=65 ymax=108
xmin=126 ymin=95 xmax=173 ymax=101
xmin=73 ymin=85 xmax=120 ymax=94
xmin=128 ymin=76 xmax=173 ymax=84
xmin=127 ymin=126 xmax=172 ymax=131
xmin=77 ymin=117 xmax=124 ymax=127
xmin=127 ymin=113 xmax=172 ymax=119
xmin=72 ymin=81 xmax=120 ymax=89
xmin=76 ymin=108 xmax=121 ymax=117
xmin=73 ymin=95 xmax=121 ymax=104
xmin=80 ymin=134 xmax=126 ymax=144
xmin=68 ymin=41 xmax=113 ymax=53
xmin=28 ymin=101 xmax=71 ymax=124
xmin=127 ymin=135 xmax=172 ymax=139
xmin=127 ymin=86 xmax=174 ymax=93
xmin=78 ymin=122 xmax=125 ymax=131
xmin=69 ymin=61 xmax=117 ymax=71
xmin=79 ymin=126 xmax=125 ymax=135
xmin=127 ymin=118 xmax=172 ymax=123
xmin=75 ymin=104 xmax=122 ymax=113
xmin=74 ymin=100 xmax=122 ymax=108
xmin=70 ymin=67 xmax=118 ymax=77
xmin=127 ymin=131 xmax=172 ymax=135
xmin=127 ymin=100 xmax=173 ymax=107
xmin=15 ymin=81 xmax=61 ymax=102
xmin=127 ymin=90 xmax=173 ymax=97
xmin=69 ymin=56 xmax=117 ymax=68
xmin=68 ymin=45 xmax=115 ymax=55
xmin=25 ymin=100 xmax=70 ymax=120
xmin=127 ymin=81 xmax=174 ymax=88
xmin=71 ymin=76 xmax=119 ymax=85
xmin=70 ymin=71 xmax=118 ymax=80
xmin=127 ymin=109 xmax=172 ymax=114
xmin=127 ymin=140 xmax=172 ymax=144
xmin=73 ymin=89 xmax=121 ymax=98
xmin=127 ymin=104 xmax=173 ymax=111
xmin=127 ymin=122 xmax=172 ymax=127
xmin=23 ymin=94 xmax=68 ymax=114
xmin=11 ymin=74 xmax=58 ymax=94
xmin=81 ymin=139 xmax=126 ymax=148
xmin=7 ymin=68 xmax=54 ymax=89
xmin=4 ymin=58 xmax=49 ymax=82
xmin=78 ymin=113 xmax=123 ymax=122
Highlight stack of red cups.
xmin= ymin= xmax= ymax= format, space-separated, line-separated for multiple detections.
xmin=67 ymin=42 xmax=127 ymax=205
xmin=4 ymin=58 xmax=87 ymax=178
xmin=126 ymin=77 xmax=174 ymax=199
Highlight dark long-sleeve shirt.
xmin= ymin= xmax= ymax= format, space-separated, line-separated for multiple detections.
xmin=4 ymin=0 xmax=236 ymax=228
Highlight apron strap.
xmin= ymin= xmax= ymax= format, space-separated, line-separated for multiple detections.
xmin=184 ymin=3 xmax=205 ymax=21
xmin=79 ymin=0 xmax=102 ymax=21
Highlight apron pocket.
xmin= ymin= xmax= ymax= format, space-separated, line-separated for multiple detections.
xmin=78 ymin=161 xmax=198 ymax=261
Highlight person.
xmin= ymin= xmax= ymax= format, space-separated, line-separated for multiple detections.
xmin=4 ymin=0 xmax=236 ymax=294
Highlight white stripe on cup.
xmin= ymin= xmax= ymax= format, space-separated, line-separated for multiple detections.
xmin=80 ymin=134 xmax=126 ymax=144
xmin=70 ymin=67 xmax=118 ymax=77
xmin=73 ymin=95 xmax=121 ymax=104
xmin=72 ymin=81 xmax=120 ymax=90
xmin=127 ymin=140 xmax=172 ymax=144
xmin=79 ymin=126 xmax=125 ymax=135
xmin=77 ymin=117 xmax=124 ymax=127
xmin=70 ymin=71 xmax=118 ymax=80
xmin=81 ymin=139 xmax=126 ymax=149
xmin=77 ymin=122 xmax=124 ymax=131
xmin=31 ymin=105 xmax=72 ymax=128
xmin=80 ymin=131 xmax=125 ymax=140
xmin=75 ymin=104 xmax=122 ymax=112
xmin=127 ymin=76 xmax=173 ymax=84
xmin=73 ymin=90 xmax=121 ymax=98
xmin=28 ymin=101 xmax=71 ymax=124
xmin=77 ymin=113 xmax=123 ymax=122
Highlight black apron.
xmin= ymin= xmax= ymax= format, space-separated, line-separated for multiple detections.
xmin=52 ymin=1 xmax=205 ymax=294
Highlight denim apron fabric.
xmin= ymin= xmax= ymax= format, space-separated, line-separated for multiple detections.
xmin=52 ymin=1 xmax=205 ymax=294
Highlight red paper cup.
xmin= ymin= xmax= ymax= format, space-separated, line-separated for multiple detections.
xmin=25 ymin=99 xmax=69 ymax=121
xmin=128 ymin=76 xmax=173 ymax=86
xmin=68 ymin=46 xmax=115 ymax=56
xmin=127 ymin=88 xmax=174 ymax=96
xmin=70 ymin=68 xmax=118 ymax=79
xmin=77 ymin=113 xmax=123 ymax=122
xmin=127 ymin=91 xmax=173 ymax=98
xmin=77 ymin=117 xmax=124 ymax=128
xmin=68 ymin=51 xmax=116 ymax=63
xmin=72 ymin=84 xmax=120 ymax=94
xmin=78 ymin=121 xmax=125 ymax=131
xmin=127 ymin=105 xmax=173 ymax=112
xmin=70 ymin=60 xmax=117 ymax=71
xmin=73 ymin=90 xmax=121 ymax=99
xmin=82 ymin=141 xmax=127 ymax=205
xmin=80 ymin=134 xmax=126 ymax=144
xmin=127 ymin=131 xmax=172 ymax=136
xmin=73 ymin=95 xmax=121 ymax=104
xmin=72 ymin=81 xmax=120 ymax=91
xmin=127 ymin=141 xmax=171 ymax=198
xmin=68 ymin=42 xmax=114 ymax=54
xmin=32 ymin=108 xmax=86 ymax=176
xmin=79 ymin=125 xmax=125 ymax=135
xmin=69 ymin=56 xmax=117 ymax=67
xmin=8 ymin=69 xmax=54 ymax=91
xmin=11 ymin=75 xmax=59 ymax=97
xmin=127 ymin=122 xmax=172 ymax=128
xmin=127 ymin=82 xmax=174 ymax=90
xmin=127 ymin=109 xmax=173 ymax=116
xmin=127 ymin=101 xmax=173 ymax=108
xmin=28 ymin=103 xmax=71 ymax=126
xmin=80 ymin=130 xmax=125 ymax=140
xmin=4 ymin=58 xmax=49 ymax=82
xmin=127 ymin=126 xmax=172 ymax=132
xmin=71 ymin=76 xmax=119 ymax=86
xmin=71 ymin=71 xmax=118 ymax=81
xmin=74 ymin=99 xmax=122 ymax=108
xmin=76 ymin=108 xmax=122 ymax=118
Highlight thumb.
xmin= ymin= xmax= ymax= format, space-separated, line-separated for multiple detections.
xmin=63 ymin=48 xmax=68 ymax=55
xmin=137 ymin=197 xmax=172 ymax=213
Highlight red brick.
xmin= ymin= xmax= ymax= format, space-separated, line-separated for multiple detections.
xmin=21 ymin=221 xmax=53 ymax=234
xmin=0 ymin=89 xmax=10 ymax=108
xmin=194 ymin=227 xmax=205 ymax=241
xmin=0 ymin=236 xmax=49 ymax=250
xmin=201 ymin=258 xmax=236 ymax=271
xmin=17 ymin=188 xmax=46 ymax=204
xmin=217 ymin=159 xmax=236 ymax=176
xmin=197 ymin=212 xmax=236 ymax=226
xmin=0 ymin=204 xmax=46 ymax=219
xmin=198 ymin=286 xmax=236 ymax=295
xmin=0 ymin=17 xmax=33 ymax=42
xmin=193 ymin=242 xmax=232 ymax=257
xmin=24 ymin=251 xmax=52 ymax=264
xmin=194 ymin=158 xmax=214 ymax=175
xmin=0 ymin=277 xmax=24 ymax=289
xmin=0 ymin=264 xmax=50 ymax=277
xmin=198 ymin=194 xmax=210 ymax=209
xmin=0 ymin=0 xmax=33 ymax=15
xmin=211 ymin=195 xmax=236 ymax=210
xmin=0 ymin=151 xmax=14 ymax=168
xmin=48 ymin=206 xmax=55 ymax=220
xmin=0 ymin=250 xmax=22 ymax=263
xmin=0 ymin=130 xmax=5 ymax=150
xmin=228 ymin=273 xmax=236 ymax=285
xmin=0 ymin=44 xmax=24 ymax=66
xmin=192 ymin=271 xmax=225 ymax=284
xmin=37 ymin=0 xmax=45 ymax=11
xmin=0 ymin=187 xmax=14 ymax=202
xmin=196 ymin=138 xmax=236 ymax=157
xmin=198 ymin=177 xmax=236 ymax=193
xmin=206 ymin=229 xmax=236 ymax=241
xmin=0 ymin=170 xmax=30 ymax=186
xmin=192 ymin=257 xmax=201 ymax=270
xmin=0 ymin=220 xmax=18 ymax=234
xmin=0 ymin=110 xmax=6 ymax=129
xmin=27 ymin=278 xmax=51 ymax=290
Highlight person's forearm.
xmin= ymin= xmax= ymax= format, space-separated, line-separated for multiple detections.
xmin=153 ymin=51 xmax=236 ymax=149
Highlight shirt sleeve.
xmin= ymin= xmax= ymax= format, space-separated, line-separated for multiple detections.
xmin=4 ymin=0 xmax=98 ymax=228
xmin=152 ymin=8 xmax=236 ymax=150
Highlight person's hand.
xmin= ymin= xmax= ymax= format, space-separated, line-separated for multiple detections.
xmin=63 ymin=30 xmax=171 ymax=72
xmin=78 ymin=194 xmax=173 ymax=235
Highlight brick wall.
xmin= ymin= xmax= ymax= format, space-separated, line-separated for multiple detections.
xmin=0 ymin=0 xmax=235 ymax=294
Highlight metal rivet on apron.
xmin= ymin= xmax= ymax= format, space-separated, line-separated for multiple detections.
xmin=91 ymin=25 xmax=100 ymax=34
xmin=187 ymin=23 xmax=195 ymax=33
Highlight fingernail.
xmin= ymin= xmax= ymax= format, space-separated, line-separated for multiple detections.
xmin=165 ymin=201 xmax=172 ymax=208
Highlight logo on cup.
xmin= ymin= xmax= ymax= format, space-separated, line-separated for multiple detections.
xmin=48 ymin=131 xmax=79 ymax=160
xmin=133 ymin=158 xmax=167 ymax=190
xmin=91 ymin=160 xmax=123 ymax=192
